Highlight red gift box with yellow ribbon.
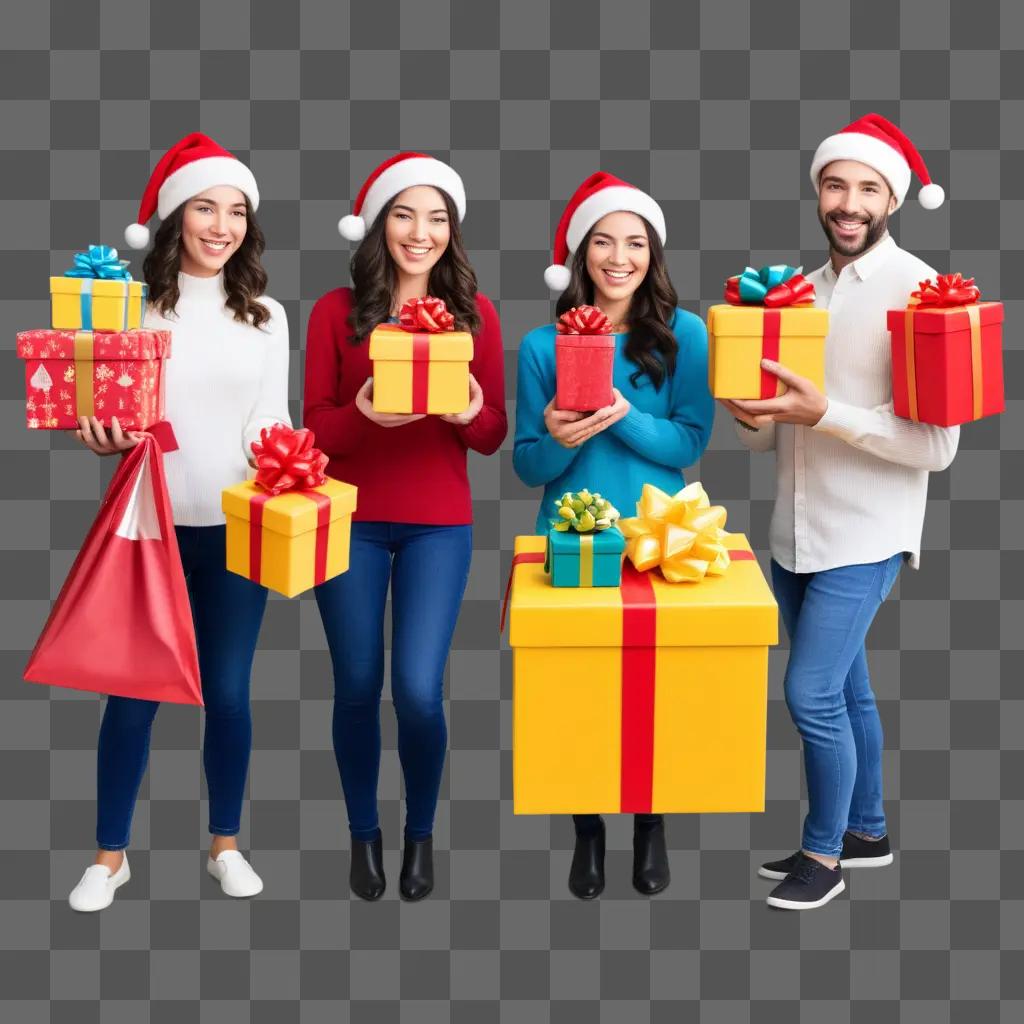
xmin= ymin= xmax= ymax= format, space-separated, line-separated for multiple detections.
xmin=222 ymin=425 xmax=358 ymax=598
xmin=887 ymin=274 xmax=1005 ymax=427
xmin=505 ymin=484 xmax=778 ymax=815
xmin=16 ymin=328 xmax=170 ymax=430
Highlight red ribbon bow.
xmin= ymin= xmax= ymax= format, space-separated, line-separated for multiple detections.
xmin=556 ymin=305 xmax=614 ymax=334
xmin=398 ymin=296 xmax=455 ymax=332
xmin=911 ymin=273 xmax=981 ymax=308
xmin=724 ymin=273 xmax=816 ymax=308
xmin=251 ymin=424 xmax=329 ymax=496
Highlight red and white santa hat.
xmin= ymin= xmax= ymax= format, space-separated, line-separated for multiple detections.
xmin=124 ymin=132 xmax=259 ymax=250
xmin=338 ymin=152 xmax=466 ymax=242
xmin=544 ymin=172 xmax=666 ymax=292
xmin=809 ymin=113 xmax=944 ymax=211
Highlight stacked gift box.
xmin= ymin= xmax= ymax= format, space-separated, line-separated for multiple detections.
xmin=16 ymin=245 xmax=170 ymax=431
xmin=504 ymin=484 xmax=778 ymax=815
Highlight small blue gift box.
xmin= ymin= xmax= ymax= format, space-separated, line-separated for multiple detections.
xmin=545 ymin=526 xmax=624 ymax=588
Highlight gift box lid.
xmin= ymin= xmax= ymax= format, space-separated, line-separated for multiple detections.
xmin=16 ymin=328 xmax=171 ymax=361
xmin=509 ymin=533 xmax=777 ymax=649
xmin=368 ymin=323 xmax=474 ymax=361
xmin=706 ymin=303 xmax=829 ymax=336
xmin=555 ymin=335 xmax=617 ymax=350
xmin=222 ymin=477 xmax=358 ymax=537
xmin=547 ymin=525 xmax=625 ymax=561
xmin=50 ymin=277 xmax=146 ymax=297
xmin=886 ymin=301 xmax=1004 ymax=333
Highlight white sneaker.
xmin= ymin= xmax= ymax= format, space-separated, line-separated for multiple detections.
xmin=206 ymin=849 xmax=263 ymax=898
xmin=69 ymin=854 xmax=130 ymax=912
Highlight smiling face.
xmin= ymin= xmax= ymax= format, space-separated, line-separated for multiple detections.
xmin=178 ymin=185 xmax=248 ymax=277
xmin=383 ymin=185 xmax=452 ymax=282
xmin=817 ymin=159 xmax=897 ymax=259
xmin=583 ymin=211 xmax=651 ymax=312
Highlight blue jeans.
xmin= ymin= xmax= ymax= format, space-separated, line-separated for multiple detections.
xmin=771 ymin=555 xmax=903 ymax=858
xmin=95 ymin=525 xmax=268 ymax=850
xmin=314 ymin=521 xmax=473 ymax=842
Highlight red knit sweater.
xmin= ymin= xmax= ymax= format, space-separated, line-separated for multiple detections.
xmin=303 ymin=287 xmax=507 ymax=524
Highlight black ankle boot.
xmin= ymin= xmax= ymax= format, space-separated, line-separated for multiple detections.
xmin=400 ymin=836 xmax=434 ymax=901
xmin=569 ymin=817 xmax=605 ymax=900
xmin=350 ymin=832 xmax=386 ymax=901
xmin=632 ymin=815 xmax=670 ymax=895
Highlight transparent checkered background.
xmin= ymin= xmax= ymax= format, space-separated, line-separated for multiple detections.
xmin=1 ymin=0 xmax=1022 ymax=1021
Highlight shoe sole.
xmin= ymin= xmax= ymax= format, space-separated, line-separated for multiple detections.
xmin=767 ymin=879 xmax=846 ymax=910
xmin=69 ymin=865 xmax=131 ymax=913
xmin=759 ymin=853 xmax=893 ymax=881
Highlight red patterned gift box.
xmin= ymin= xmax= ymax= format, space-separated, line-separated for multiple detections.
xmin=16 ymin=329 xmax=171 ymax=430
xmin=555 ymin=305 xmax=615 ymax=412
xmin=887 ymin=274 xmax=1004 ymax=427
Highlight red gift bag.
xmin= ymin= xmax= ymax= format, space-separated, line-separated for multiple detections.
xmin=23 ymin=433 xmax=202 ymax=705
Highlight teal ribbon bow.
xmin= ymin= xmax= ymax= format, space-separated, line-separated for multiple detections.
xmin=64 ymin=245 xmax=132 ymax=281
xmin=728 ymin=264 xmax=800 ymax=304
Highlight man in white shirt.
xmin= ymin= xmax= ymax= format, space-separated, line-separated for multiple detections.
xmin=723 ymin=114 xmax=960 ymax=910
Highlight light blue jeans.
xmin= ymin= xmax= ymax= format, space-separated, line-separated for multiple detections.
xmin=771 ymin=554 xmax=903 ymax=858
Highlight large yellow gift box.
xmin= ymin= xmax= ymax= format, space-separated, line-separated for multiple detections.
xmin=369 ymin=323 xmax=473 ymax=414
xmin=50 ymin=277 xmax=147 ymax=332
xmin=706 ymin=304 xmax=828 ymax=399
xmin=507 ymin=533 xmax=777 ymax=814
xmin=222 ymin=478 xmax=358 ymax=598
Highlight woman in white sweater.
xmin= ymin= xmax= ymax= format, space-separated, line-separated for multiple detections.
xmin=68 ymin=134 xmax=291 ymax=912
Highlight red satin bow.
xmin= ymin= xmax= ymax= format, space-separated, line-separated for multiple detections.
xmin=398 ymin=296 xmax=455 ymax=332
xmin=724 ymin=273 xmax=816 ymax=308
xmin=911 ymin=273 xmax=981 ymax=308
xmin=556 ymin=305 xmax=613 ymax=334
xmin=251 ymin=424 xmax=329 ymax=496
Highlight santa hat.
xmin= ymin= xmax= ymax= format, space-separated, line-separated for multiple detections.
xmin=544 ymin=172 xmax=667 ymax=292
xmin=338 ymin=152 xmax=466 ymax=242
xmin=124 ymin=132 xmax=259 ymax=249
xmin=810 ymin=113 xmax=944 ymax=211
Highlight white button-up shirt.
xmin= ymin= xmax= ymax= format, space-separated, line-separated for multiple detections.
xmin=736 ymin=235 xmax=959 ymax=572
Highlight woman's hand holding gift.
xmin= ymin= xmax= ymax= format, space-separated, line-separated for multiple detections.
xmin=355 ymin=377 xmax=427 ymax=428
xmin=543 ymin=388 xmax=630 ymax=448
xmin=441 ymin=373 xmax=484 ymax=426
xmin=75 ymin=415 xmax=144 ymax=455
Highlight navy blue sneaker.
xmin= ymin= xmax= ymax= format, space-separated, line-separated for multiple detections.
xmin=766 ymin=853 xmax=845 ymax=911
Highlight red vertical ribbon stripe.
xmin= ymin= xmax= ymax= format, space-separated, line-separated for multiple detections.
xmin=411 ymin=334 xmax=430 ymax=414
xmin=619 ymin=561 xmax=658 ymax=813
xmin=760 ymin=309 xmax=781 ymax=400
xmin=247 ymin=491 xmax=273 ymax=585
xmin=305 ymin=490 xmax=333 ymax=586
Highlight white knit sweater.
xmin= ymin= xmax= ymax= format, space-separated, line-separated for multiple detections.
xmin=144 ymin=272 xmax=292 ymax=526
xmin=735 ymin=235 xmax=959 ymax=572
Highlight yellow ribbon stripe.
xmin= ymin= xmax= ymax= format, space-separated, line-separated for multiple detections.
xmin=968 ymin=304 xmax=983 ymax=420
xmin=904 ymin=308 xmax=919 ymax=422
xmin=74 ymin=331 xmax=94 ymax=417
xmin=579 ymin=534 xmax=593 ymax=587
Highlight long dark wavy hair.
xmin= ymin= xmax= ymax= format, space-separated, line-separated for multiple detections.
xmin=347 ymin=189 xmax=481 ymax=344
xmin=555 ymin=217 xmax=679 ymax=390
xmin=142 ymin=197 xmax=271 ymax=328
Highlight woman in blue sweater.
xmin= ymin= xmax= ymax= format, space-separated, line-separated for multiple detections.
xmin=513 ymin=173 xmax=715 ymax=899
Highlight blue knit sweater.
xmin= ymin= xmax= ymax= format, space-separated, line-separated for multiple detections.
xmin=513 ymin=309 xmax=715 ymax=534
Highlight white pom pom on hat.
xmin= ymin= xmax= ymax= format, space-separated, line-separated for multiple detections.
xmin=545 ymin=172 xmax=667 ymax=292
xmin=124 ymin=132 xmax=260 ymax=249
xmin=124 ymin=222 xmax=151 ymax=251
xmin=338 ymin=215 xmax=366 ymax=242
xmin=809 ymin=113 xmax=945 ymax=211
xmin=338 ymin=152 xmax=467 ymax=244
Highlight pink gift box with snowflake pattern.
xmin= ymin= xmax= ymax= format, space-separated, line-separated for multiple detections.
xmin=16 ymin=329 xmax=171 ymax=430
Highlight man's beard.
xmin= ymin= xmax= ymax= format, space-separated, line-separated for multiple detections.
xmin=819 ymin=208 xmax=889 ymax=258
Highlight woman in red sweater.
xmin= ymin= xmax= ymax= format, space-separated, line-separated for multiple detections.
xmin=304 ymin=153 xmax=506 ymax=901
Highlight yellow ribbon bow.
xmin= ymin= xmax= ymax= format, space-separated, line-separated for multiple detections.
xmin=618 ymin=482 xmax=731 ymax=583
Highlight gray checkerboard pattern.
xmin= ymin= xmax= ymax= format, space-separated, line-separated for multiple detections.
xmin=1 ymin=0 xmax=1022 ymax=1019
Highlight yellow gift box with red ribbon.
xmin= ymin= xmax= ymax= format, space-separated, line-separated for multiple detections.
xmin=369 ymin=297 xmax=473 ymax=415
xmin=707 ymin=264 xmax=828 ymax=399
xmin=506 ymin=519 xmax=778 ymax=815
xmin=223 ymin=478 xmax=357 ymax=598
xmin=221 ymin=425 xmax=357 ymax=598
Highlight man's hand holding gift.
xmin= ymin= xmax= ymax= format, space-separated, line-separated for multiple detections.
xmin=722 ymin=361 xmax=828 ymax=428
